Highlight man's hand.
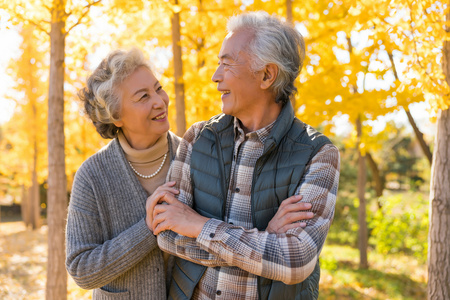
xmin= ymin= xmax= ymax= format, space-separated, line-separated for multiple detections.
xmin=266 ymin=195 xmax=314 ymax=234
xmin=145 ymin=181 xmax=179 ymax=232
xmin=152 ymin=193 xmax=210 ymax=238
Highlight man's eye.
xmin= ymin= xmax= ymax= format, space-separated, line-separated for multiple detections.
xmin=156 ymin=86 xmax=163 ymax=92
xmin=139 ymin=93 xmax=149 ymax=100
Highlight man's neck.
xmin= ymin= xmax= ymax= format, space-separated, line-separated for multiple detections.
xmin=238 ymin=101 xmax=283 ymax=134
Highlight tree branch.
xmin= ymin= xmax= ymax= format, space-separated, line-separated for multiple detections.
xmin=65 ymin=0 xmax=102 ymax=36
xmin=26 ymin=19 xmax=50 ymax=36
xmin=388 ymin=49 xmax=433 ymax=165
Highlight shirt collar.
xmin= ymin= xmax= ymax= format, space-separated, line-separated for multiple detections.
xmin=233 ymin=117 xmax=276 ymax=144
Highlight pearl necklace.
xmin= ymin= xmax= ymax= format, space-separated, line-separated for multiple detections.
xmin=128 ymin=153 xmax=167 ymax=179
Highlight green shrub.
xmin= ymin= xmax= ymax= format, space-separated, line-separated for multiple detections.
xmin=369 ymin=193 xmax=428 ymax=263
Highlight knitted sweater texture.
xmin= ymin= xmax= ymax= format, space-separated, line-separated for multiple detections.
xmin=66 ymin=132 xmax=180 ymax=300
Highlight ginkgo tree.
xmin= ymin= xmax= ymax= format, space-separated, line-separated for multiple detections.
xmin=1 ymin=0 xmax=103 ymax=299
xmin=1 ymin=0 xmax=448 ymax=298
xmin=0 ymin=25 xmax=49 ymax=230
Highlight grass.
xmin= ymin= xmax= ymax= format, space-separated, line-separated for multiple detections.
xmin=0 ymin=221 xmax=91 ymax=300
xmin=0 ymin=221 xmax=427 ymax=299
xmin=319 ymin=243 xmax=427 ymax=299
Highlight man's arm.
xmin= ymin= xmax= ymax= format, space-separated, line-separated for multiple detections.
xmin=156 ymin=130 xmax=339 ymax=283
xmin=155 ymin=122 xmax=231 ymax=267
xmin=191 ymin=144 xmax=339 ymax=284
xmin=155 ymin=123 xmax=315 ymax=268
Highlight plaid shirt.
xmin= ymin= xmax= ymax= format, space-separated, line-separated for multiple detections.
xmin=158 ymin=118 xmax=340 ymax=299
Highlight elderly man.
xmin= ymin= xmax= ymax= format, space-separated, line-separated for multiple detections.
xmin=150 ymin=11 xmax=340 ymax=299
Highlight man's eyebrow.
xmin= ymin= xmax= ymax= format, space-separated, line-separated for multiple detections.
xmin=218 ymin=53 xmax=235 ymax=61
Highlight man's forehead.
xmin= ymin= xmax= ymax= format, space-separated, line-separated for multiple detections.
xmin=219 ymin=31 xmax=250 ymax=61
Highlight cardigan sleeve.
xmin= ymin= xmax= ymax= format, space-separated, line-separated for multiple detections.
xmin=65 ymin=163 xmax=159 ymax=290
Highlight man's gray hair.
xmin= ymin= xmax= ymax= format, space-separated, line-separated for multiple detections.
xmin=227 ymin=11 xmax=305 ymax=105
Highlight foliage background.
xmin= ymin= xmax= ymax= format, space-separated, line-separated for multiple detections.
xmin=0 ymin=0 xmax=445 ymax=298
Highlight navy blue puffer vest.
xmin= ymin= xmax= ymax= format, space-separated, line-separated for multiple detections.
xmin=169 ymin=103 xmax=331 ymax=300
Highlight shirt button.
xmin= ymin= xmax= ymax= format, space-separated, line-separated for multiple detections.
xmin=216 ymin=290 xmax=222 ymax=295
xmin=235 ymin=187 xmax=240 ymax=193
xmin=209 ymin=233 xmax=215 ymax=238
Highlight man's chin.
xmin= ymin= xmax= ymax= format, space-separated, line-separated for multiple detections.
xmin=221 ymin=104 xmax=232 ymax=116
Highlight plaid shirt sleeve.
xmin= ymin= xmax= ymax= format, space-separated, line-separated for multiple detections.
xmin=157 ymin=122 xmax=231 ymax=267
xmin=158 ymin=130 xmax=340 ymax=284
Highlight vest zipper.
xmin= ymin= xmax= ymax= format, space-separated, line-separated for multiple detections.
xmin=250 ymin=142 xmax=276 ymax=228
xmin=207 ymin=126 xmax=228 ymax=220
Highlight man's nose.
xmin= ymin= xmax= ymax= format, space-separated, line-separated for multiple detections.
xmin=211 ymin=65 xmax=223 ymax=82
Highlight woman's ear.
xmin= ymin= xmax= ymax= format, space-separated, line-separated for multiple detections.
xmin=260 ymin=63 xmax=278 ymax=90
xmin=113 ymin=120 xmax=123 ymax=127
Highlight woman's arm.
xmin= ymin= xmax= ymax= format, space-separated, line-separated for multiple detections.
xmin=65 ymin=167 xmax=158 ymax=290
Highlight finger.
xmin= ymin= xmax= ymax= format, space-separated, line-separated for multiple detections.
xmin=285 ymin=211 xmax=314 ymax=223
xmin=146 ymin=191 xmax=167 ymax=207
xmin=278 ymin=222 xmax=305 ymax=233
xmin=161 ymin=193 xmax=183 ymax=206
xmin=279 ymin=195 xmax=303 ymax=208
xmin=153 ymin=219 xmax=171 ymax=235
xmin=153 ymin=186 xmax=179 ymax=196
xmin=282 ymin=202 xmax=312 ymax=214
xmin=153 ymin=181 xmax=179 ymax=194
xmin=146 ymin=192 xmax=169 ymax=227
xmin=153 ymin=204 xmax=168 ymax=218
xmin=276 ymin=200 xmax=310 ymax=220
xmin=152 ymin=212 xmax=166 ymax=233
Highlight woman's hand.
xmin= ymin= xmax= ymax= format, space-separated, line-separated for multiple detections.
xmin=145 ymin=181 xmax=179 ymax=232
xmin=266 ymin=195 xmax=314 ymax=234
xmin=152 ymin=193 xmax=209 ymax=238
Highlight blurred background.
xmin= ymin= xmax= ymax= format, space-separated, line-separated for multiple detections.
xmin=1 ymin=0 xmax=449 ymax=299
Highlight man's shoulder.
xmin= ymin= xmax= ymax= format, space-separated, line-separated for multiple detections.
xmin=183 ymin=113 xmax=234 ymax=142
xmin=290 ymin=118 xmax=332 ymax=146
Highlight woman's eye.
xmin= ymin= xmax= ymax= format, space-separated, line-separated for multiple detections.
xmin=139 ymin=93 xmax=149 ymax=101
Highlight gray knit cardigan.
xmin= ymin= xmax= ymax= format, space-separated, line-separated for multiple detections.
xmin=66 ymin=131 xmax=180 ymax=300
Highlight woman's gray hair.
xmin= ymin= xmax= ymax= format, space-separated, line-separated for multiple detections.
xmin=78 ymin=48 xmax=152 ymax=139
xmin=227 ymin=11 xmax=305 ymax=105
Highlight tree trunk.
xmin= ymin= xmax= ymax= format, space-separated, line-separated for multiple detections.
xmin=428 ymin=108 xmax=450 ymax=299
xmin=172 ymin=0 xmax=186 ymax=136
xmin=31 ymin=104 xmax=41 ymax=230
xmin=30 ymin=164 xmax=41 ymax=230
xmin=404 ymin=107 xmax=432 ymax=165
xmin=366 ymin=152 xmax=384 ymax=209
xmin=286 ymin=0 xmax=293 ymax=23
xmin=21 ymin=185 xmax=30 ymax=227
xmin=357 ymin=117 xmax=368 ymax=269
xmin=46 ymin=0 xmax=68 ymax=299
xmin=286 ymin=0 xmax=296 ymax=110
xmin=427 ymin=2 xmax=450 ymax=297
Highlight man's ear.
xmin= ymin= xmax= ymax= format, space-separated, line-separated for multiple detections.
xmin=260 ymin=63 xmax=278 ymax=90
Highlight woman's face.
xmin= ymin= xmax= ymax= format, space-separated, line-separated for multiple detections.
xmin=114 ymin=66 xmax=170 ymax=150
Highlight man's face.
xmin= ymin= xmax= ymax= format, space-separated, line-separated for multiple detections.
xmin=212 ymin=30 xmax=264 ymax=119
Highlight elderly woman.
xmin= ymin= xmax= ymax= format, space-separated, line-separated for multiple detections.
xmin=65 ymin=48 xmax=180 ymax=299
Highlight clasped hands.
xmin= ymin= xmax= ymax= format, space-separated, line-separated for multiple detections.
xmin=145 ymin=181 xmax=315 ymax=237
